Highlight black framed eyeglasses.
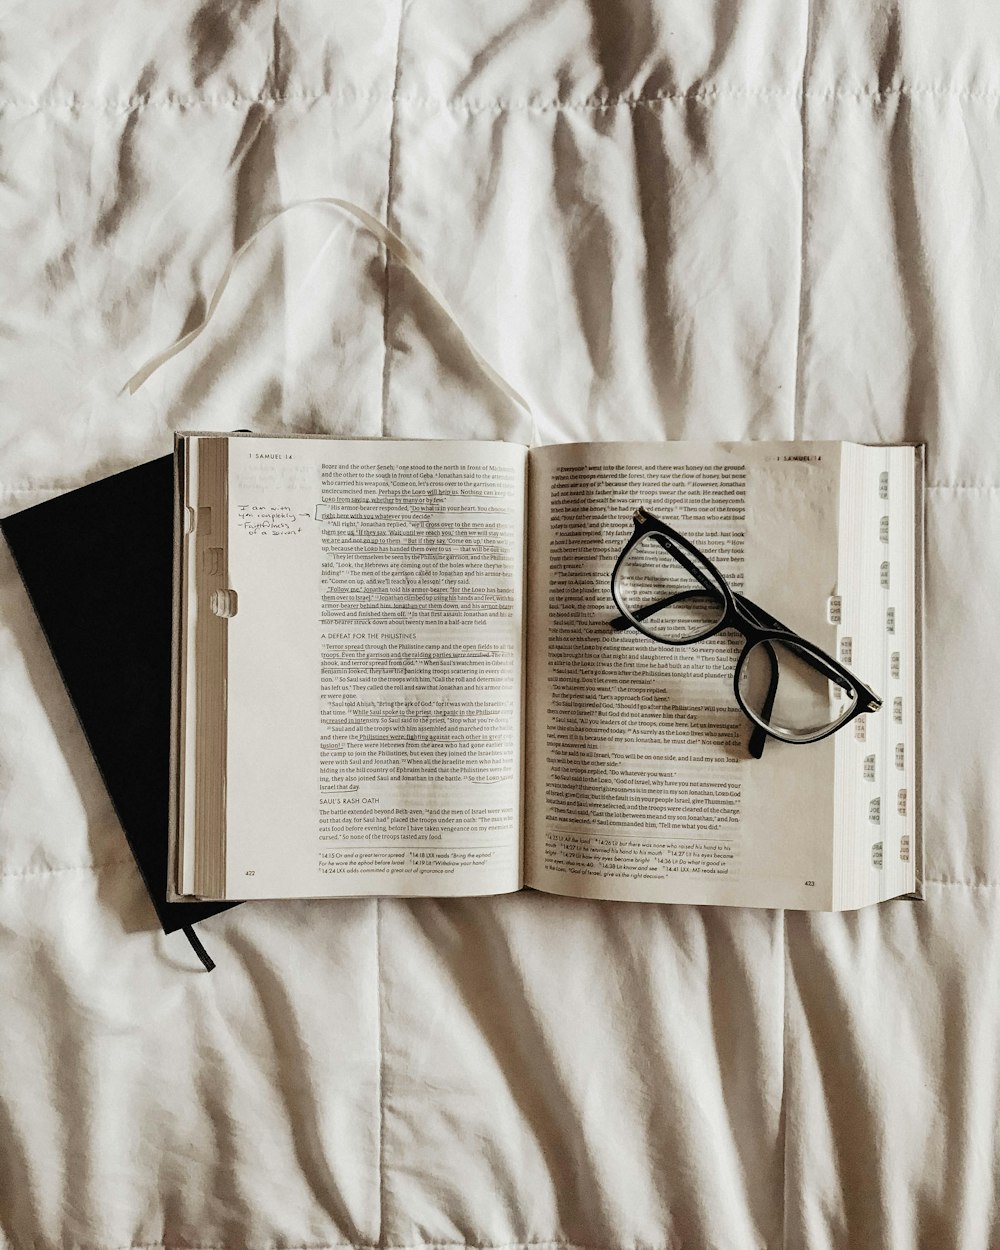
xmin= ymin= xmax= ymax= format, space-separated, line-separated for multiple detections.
xmin=610 ymin=508 xmax=882 ymax=758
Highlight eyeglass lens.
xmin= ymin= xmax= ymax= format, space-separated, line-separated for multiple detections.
xmin=737 ymin=638 xmax=858 ymax=741
xmin=614 ymin=532 xmax=727 ymax=641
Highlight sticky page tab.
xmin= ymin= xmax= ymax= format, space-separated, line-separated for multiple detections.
xmin=210 ymin=589 xmax=238 ymax=618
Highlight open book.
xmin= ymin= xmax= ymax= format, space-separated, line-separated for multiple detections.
xmin=171 ymin=434 xmax=923 ymax=911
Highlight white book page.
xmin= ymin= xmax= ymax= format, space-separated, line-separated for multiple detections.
xmin=525 ymin=441 xmax=847 ymax=910
xmin=213 ymin=436 xmax=527 ymax=899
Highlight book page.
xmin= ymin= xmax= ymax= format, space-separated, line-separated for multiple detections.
xmin=525 ymin=441 xmax=850 ymax=910
xmin=192 ymin=435 xmax=527 ymax=899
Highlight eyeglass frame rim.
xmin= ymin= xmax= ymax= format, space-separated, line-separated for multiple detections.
xmin=610 ymin=508 xmax=882 ymax=745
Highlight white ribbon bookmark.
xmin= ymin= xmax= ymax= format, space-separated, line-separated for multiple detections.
xmin=123 ymin=196 xmax=537 ymax=441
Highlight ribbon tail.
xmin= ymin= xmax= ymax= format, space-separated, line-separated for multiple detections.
xmin=121 ymin=196 xmax=538 ymax=443
xmin=181 ymin=924 xmax=216 ymax=972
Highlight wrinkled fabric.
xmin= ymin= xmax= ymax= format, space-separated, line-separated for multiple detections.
xmin=1 ymin=2 xmax=997 ymax=1248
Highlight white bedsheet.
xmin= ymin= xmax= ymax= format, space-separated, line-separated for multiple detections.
xmin=2 ymin=3 xmax=998 ymax=1247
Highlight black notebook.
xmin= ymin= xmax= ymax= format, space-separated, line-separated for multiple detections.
xmin=1 ymin=455 xmax=237 ymax=940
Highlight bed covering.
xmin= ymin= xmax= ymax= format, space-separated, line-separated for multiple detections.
xmin=1 ymin=1 xmax=997 ymax=1247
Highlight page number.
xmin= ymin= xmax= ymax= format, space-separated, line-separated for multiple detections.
xmin=245 ymin=869 xmax=256 ymax=876
xmin=804 ymin=880 xmax=815 ymax=887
